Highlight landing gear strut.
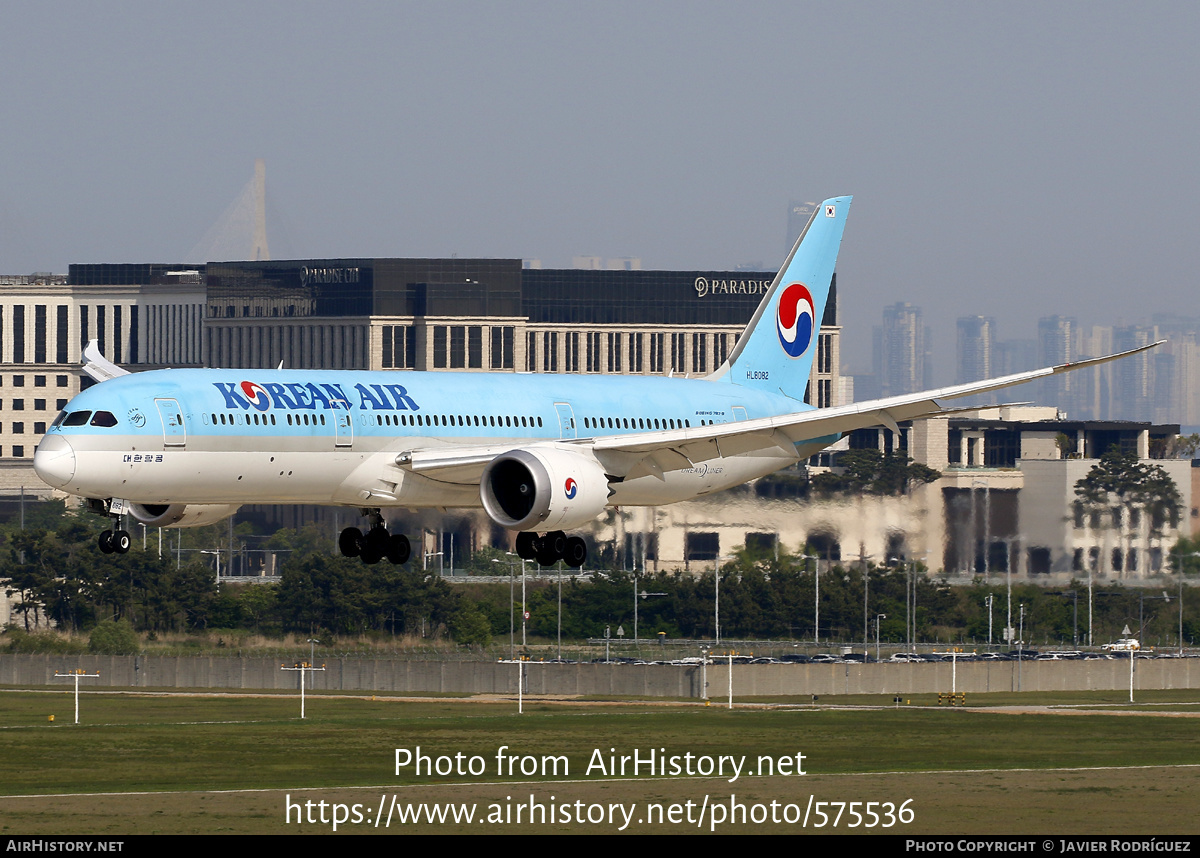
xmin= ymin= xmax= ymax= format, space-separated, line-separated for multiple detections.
xmin=515 ymin=530 xmax=587 ymax=568
xmin=339 ymin=509 xmax=410 ymax=566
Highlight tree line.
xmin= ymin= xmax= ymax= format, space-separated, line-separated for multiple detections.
xmin=3 ymin=501 xmax=1198 ymax=651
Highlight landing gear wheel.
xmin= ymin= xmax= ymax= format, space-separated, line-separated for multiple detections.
xmin=515 ymin=531 xmax=538 ymax=561
xmin=386 ymin=533 xmax=411 ymax=565
xmin=339 ymin=526 xmax=364 ymax=557
xmin=98 ymin=531 xmax=114 ymax=554
xmin=536 ymin=530 xmax=566 ymax=567
xmin=563 ymin=536 xmax=587 ymax=568
xmin=113 ymin=530 xmax=131 ymax=554
xmin=361 ymin=547 xmax=383 ymax=565
xmin=365 ymin=526 xmax=390 ymax=556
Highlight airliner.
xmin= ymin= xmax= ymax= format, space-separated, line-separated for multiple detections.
xmin=33 ymin=196 xmax=1151 ymax=568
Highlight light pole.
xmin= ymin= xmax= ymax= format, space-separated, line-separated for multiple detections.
xmin=1087 ymin=544 xmax=1095 ymax=647
xmin=200 ymin=549 xmax=221 ymax=582
xmin=875 ymin=614 xmax=887 ymax=662
xmin=1006 ymin=541 xmax=1014 ymax=649
xmin=984 ymin=594 xmax=994 ymax=650
xmin=636 ymin=586 xmax=667 ymax=645
xmin=633 ymin=569 xmax=639 ymax=642
xmin=714 ymin=555 xmax=732 ymax=645
xmin=1172 ymin=550 xmax=1200 ymax=655
xmin=889 ymin=555 xmax=909 ymax=653
xmin=715 ymin=556 xmax=720 ymax=645
xmin=1049 ymin=590 xmax=1079 ymax=647
xmin=492 ymin=556 xmax=517 ymax=660
xmin=1017 ymin=603 xmax=1025 ymax=691
xmin=307 ymin=637 xmax=320 ymax=690
xmin=904 ymin=550 xmax=931 ymax=652
xmin=1137 ymin=590 xmax=1170 ymax=646
xmin=488 ymin=553 xmax=529 ymax=652
xmin=800 ymin=553 xmax=820 ymax=645
xmin=858 ymin=546 xmax=873 ymax=655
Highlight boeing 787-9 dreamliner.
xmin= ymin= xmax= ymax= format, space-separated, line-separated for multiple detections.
xmin=33 ymin=196 xmax=1152 ymax=568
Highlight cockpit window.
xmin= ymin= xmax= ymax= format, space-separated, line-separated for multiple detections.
xmin=90 ymin=411 xmax=118 ymax=427
xmin=50 ymin=412 xmax=67 ymax=429
xmin=63 ymin=411 xmax=92 ymax=427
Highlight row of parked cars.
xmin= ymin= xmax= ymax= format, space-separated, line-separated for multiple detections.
xmin=655 ymin=649 xmax=1195 ymax=665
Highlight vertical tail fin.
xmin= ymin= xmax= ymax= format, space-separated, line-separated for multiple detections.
xmin=709 ymin=195 xmax=851 ymax=401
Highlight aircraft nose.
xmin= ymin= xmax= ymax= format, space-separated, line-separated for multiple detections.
xmin=34 ymin=434 xmax=77 ymax=488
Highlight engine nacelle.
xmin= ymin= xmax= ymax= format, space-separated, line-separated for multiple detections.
xmin=480 ymin=447 xmax=609 ymax=532
xmin=127 ymin=502 xmax=243 ymax=529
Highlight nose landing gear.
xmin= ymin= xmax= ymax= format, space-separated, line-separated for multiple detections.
xmin=97 ymin=527 xmax=131 ymax=555
xmin=90 ymin=498 xmax=131 ymax=555
xmin=339 ymin=509 xmax=411 ymax=565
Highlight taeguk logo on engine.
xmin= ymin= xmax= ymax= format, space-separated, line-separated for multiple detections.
xmin=564 ymin=478 xmax=578 ymax=500
xmin=776 ymin=282 xmax=815 ymax=358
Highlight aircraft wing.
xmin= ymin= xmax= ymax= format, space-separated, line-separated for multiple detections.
xmin=398 ymin=342 xmax=1159 ymax=484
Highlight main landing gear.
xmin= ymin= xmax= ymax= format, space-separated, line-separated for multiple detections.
xmin=515 ymin=530 xmax=588 ymax=568
xmin=339 ymin=509 xmax=411 ymax=565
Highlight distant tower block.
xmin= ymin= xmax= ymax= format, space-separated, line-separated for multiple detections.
xmin=252 ymin=158 xmax=270 ymax=261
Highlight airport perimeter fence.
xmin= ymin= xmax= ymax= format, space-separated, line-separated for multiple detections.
xmin=3 ymin=652 xmax=1200 ymax=698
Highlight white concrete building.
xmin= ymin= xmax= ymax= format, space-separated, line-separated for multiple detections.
xmin=0 ymin=270 xmax=205 ymax=495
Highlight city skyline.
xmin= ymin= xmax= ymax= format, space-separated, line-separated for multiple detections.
xmin=860 ymin=302 xmax=1200 ymax=427
xmin=3 ymin=3 xmax=1198 ymax=394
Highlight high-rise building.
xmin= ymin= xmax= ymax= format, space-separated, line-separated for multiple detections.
xmin=1074 ymin=325 xmax=1114 ymax=420
xmin=1112 ymin=324 xmax=1159 ymax=423
xmin=956 ymin=315 xmax=995 ymax=384
xmin=1037 ymin=315 xmax=1076 ymax=366
xmin=1161 ymin=334 xmax=1200 ymax=426
xmin=1035 ymin=315 xmax=1078 ymax=415
xmin=875 ymin=302 xmax=928 ymax=397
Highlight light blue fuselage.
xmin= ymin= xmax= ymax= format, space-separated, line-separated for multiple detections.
xmin=38 ymin=367 xmax=828 ymax=509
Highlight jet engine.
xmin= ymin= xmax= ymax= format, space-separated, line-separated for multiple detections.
xmin=480 ymin=447 xmax=609 ymax=532
xmin=126 ymin=503 xmax=243 ymax=529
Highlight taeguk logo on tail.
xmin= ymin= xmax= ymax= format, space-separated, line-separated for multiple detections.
xmin=564 ymin=477 xmax=578 ymax=500
xmin=776 ymin=282 xmax=815 ymax=358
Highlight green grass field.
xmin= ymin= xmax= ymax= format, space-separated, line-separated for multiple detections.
xmin=2 ymin=687 xmax=1199 ymax=835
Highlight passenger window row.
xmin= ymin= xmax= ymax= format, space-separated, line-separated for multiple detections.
xmin=583 ymin=416 xmax=692 ymax=431
xmin=207 ymin=412 xmax=325 ymax=427
xmin=372 ymin=413 xmax=545 ymax=429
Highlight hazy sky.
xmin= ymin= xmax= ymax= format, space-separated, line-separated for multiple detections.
xmin=3 ymin=1 xmax=1198 ymax=378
